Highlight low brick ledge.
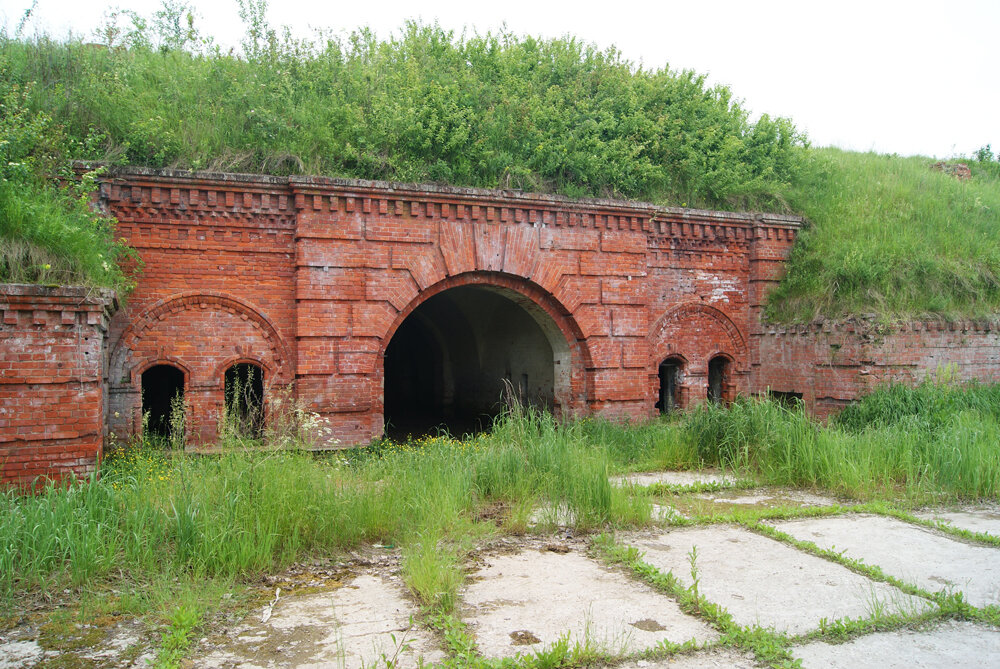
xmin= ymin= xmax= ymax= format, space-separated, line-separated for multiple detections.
xmin=753 ymin=317 xmax=1000 ymax=336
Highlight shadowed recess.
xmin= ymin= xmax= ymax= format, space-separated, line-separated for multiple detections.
xmin=384 ymin=284 xmax=568 ymax=439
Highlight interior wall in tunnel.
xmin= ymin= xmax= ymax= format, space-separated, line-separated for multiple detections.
xmin=383 ymin=284 xmax=557 ymax=436
xmin=449 ymin=287 xmax=555 ymax=415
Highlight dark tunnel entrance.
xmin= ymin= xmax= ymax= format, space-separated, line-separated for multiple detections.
xmin=383 ymin=284 xmax=569 ymax=439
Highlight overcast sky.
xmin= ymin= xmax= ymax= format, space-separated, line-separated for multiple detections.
xmin=3 ymin=0 xmax=997 ymax=159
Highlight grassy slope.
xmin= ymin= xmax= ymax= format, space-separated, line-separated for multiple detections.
xmin=770 ymin=149 xmax=1000 ymax=321
xmin=1 ymin=21 xmax=998 ymax=319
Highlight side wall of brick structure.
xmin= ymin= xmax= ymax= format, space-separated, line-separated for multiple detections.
xmin=751 ymin=320 xmax=1000 ymax=418
xmin=0 ymin=285 xmax=115 ymax=487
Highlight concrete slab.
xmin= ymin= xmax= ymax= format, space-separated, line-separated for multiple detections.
xmin=791 ymin=620 xmax=1000 ymax=668
xmin=915 ymin=508 xmax=1000 ymax=538
xmin=772 ymin=515 xmax=1000 ymax=607
xmin=625 ymin=526 xmax=931 ymax=635
xmin=0 ymin=641 xmax=44 ymax=669
xmin=616 ymin=648 xmax=758 ymax=668
xmin=695 ymin=490 xmax=838 ymax=508
xmin=461 ymin=548 xmax=718 ymax=658
xmin=611 ymin=471 xmax=736 ymax=488
xmin=193 ymin=575 xmax=444 ymax=669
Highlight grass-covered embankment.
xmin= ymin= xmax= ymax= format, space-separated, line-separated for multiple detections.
xmin=769 ymin=149 xmax=1000 ymax=321
xmin=2 ymin=6 xmax=998 ymax=314
xmin=0 ymin=58 xmax=138 ymax=291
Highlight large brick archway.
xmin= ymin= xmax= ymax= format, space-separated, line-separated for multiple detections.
xmin=377 ymin=271 xmax=592 ymax=435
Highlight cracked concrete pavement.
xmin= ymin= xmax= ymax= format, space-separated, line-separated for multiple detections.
xmin=3 ymin=475 xmax=999 ymax=668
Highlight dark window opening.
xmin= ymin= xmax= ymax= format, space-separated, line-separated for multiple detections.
xmin=656 ymin=359 xmax=681 ymax=413
xmin=708 ymin=356 xmax=730 ymax=404
xmin=141 ymin=364 xmax=185 ymax=439
xmin=224 ymin=362 xmax=265 ymax=438
xmin=769 ymin=390 xmax=803 ymax=408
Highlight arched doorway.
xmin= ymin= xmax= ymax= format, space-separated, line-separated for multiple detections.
xmin=224 ymin=362 xmax=265 ymax=438
xmin=141 ymin=364 xmax=185 ymax=439
xmin=708 ymin=355 xmax=731 ymax=404
xmin=656 ymin=357 xmax=684 ymax=413
xmin=383 ymin=283 xmax=571 ymax=439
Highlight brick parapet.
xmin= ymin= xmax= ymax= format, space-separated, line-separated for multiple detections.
xmin=91 ymin=163 xmax=801 ymax=249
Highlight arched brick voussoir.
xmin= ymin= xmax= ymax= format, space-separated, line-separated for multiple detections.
xmin=390 ymin=244 xmax=449 ymax=290
xmin=552 ymin=275 xmax=601 ymax=315
xmin=109 ymin=291 xmax=293 ymax=386
xmin=649 ymin=301 xmax=748 ymax=371
xmin=351 ymin=301 xmax=401 ymax=339
xmin=530 ymin=250 xmax=579 ymax=296
xmin=438 ymin=220 xmax=476 ymax=276
xmin=438 ymin=220 xmax=545 ymax=285
xmin=211 ymin=355 xmax=277 ymax=387
xmin=365 ymin=269 xmax=421 ymax=312
xmin=378 ymin=271 xmax=594 ymax=368
xmin=502 ymin=224 xmax=542 ymax=278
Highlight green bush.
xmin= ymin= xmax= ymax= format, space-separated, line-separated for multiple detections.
xmin=1 ymin=17 xmax=803 ymax=209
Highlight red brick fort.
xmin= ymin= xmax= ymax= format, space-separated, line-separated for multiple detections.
xmin=3 ymin=166 xmax=996 ymax=485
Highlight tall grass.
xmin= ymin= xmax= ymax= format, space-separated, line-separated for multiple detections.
xmin=3 ymin=382 xmax=999 ymax=609
xmin=686 ymin=381 xmax=1000 ymax=500
xmin=0 ymin=408 xmax=657 ymax=606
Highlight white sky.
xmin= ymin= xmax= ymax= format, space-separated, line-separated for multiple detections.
xmin=2 ymin=0 xmax=998 ymax=159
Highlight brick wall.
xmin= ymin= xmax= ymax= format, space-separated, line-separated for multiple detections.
xmin=0 ymin=285 xmax=115 ymax=487
xmin=751 ymin=319 xmax=1000 ymax=418
xmin=102 ymin=170 xmax=296 ymax=443
xmin=97 ymin=167 xmax=804 ymax=445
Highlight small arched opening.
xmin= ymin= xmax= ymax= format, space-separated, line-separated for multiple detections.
xmin=656 ymin=357 xmax=684 ymax=413
xmin=707 ymin=355 xmax=731 ymax=405
xmin=384 ymin=282 xmax=571 ymax=439
xmin=224 ymin=362 xmax=265 ymax=438
xmin=141 ymin=364 xmax=185 ymax=439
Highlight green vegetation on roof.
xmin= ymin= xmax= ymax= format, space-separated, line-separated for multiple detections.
xmin=1 ymin=3 xmax=997 ymax=319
